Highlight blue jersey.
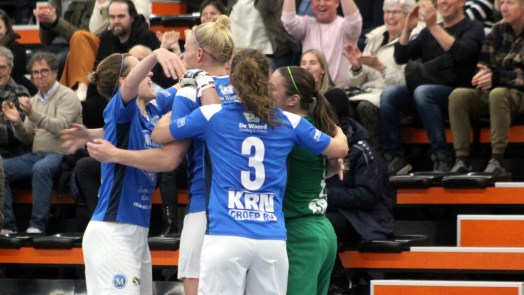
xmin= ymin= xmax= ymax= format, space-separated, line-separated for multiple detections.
xmin=171 ymin=75 xmax=236 ymax=213
xmin=169 ymin=101 xmax=331 ymax=240
xmin=92 ymin=88 xmax=176 ymax=228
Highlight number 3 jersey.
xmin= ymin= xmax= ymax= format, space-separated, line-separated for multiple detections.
xmin=169 ymin=101 xmax=332 ymax=240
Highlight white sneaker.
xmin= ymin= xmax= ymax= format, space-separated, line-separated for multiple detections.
xmin=26 ymin=227 xmax=42 ymax=234
xmin=0 ymin=229 xmax=16 ymax=235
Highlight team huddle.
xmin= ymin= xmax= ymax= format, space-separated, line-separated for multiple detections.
xmin=59 ymin=13 xmax=348 ymax=295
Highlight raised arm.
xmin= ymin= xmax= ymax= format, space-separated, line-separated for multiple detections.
xmin=419 ymin=1 xmax=456 ymax=51
xmin=283 ymin=0 xmax=296 ymax=13
xmin=341 ymin=0 xmax=359 ymax=16
xmin=120 ymin=48 xmax=185 ymax=103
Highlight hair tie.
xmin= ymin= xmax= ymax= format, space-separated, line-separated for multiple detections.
xmin=287 ymin=66 xmax=302 ymax=98
xmin=112 ymin=54 xmax=125 ymax=96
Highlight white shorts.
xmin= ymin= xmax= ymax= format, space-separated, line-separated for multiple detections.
xmin=82 ymin=221 xmax=152 ymax=295
xmin=198 ymin=235 xmax=288 ymax=295
xmin=177 ymin=211 xmax=207 ymax=279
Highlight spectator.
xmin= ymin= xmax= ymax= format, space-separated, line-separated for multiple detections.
xmin=448 ymin=0 xmax=524 ymax=175
xmin=200 ymin=0 xmax=227 ymax=24
xmin=380 ymin=0 xmax=484 ymax=175
xmin=229 ymin=0 xmax=300 ymax=69
xmin=89 ymin=0 xmax=151 ymax=36
xmin=300 ymin=49 xmax=355 ymax=129
xmin=325 ymin=93 xmax=395 ymax=293
xmin=282 ymin=0 xmax=363 ymax=87
xmin=343 ymin=0 xmax=423 ymax=150
xmin=0 ymin=47 xmax=31 ymax=159
xmin=0 ymin=9 xmax=36 ymax=95
xmin=33 ymin=0 xmax=95 ymax=79
xmin=270 ymin=66 xmax=340 ymax=295
xmin=0 ymin=52 xmax=82 ymax=234
xmin=0 ymin=46 xmax=32 ymax=234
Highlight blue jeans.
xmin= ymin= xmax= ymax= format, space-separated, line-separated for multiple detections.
xmin=380 ymin=85 xmax=454 ymax=159
xmin=3 ymin=152 xmax=63 ymax=232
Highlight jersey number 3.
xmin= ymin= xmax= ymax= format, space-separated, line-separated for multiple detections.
xmin=241 ymin=137 xmax=265 ymax=191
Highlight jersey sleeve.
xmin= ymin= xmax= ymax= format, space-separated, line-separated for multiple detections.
xmin=294 ymin=117 xmax=332 ymax=155
xmin=105 ymin=89 xmax=138 ymax=124
xmin=169 ymin=104 xmax=222 ymax=141
xmin=155 ymin=87 xmax=177 ymax=115
xmin=171 ymin=86 xmax=199 ymax=119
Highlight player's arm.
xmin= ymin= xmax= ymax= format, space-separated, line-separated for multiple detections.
xmin=87 ymin=139 xmax=189 ymax=172
xmin=321 ymin=126 xmax=349 ymax=159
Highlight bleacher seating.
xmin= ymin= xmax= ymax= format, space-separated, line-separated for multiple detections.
xmin=458 ymin=215 xmax=524 ymax=247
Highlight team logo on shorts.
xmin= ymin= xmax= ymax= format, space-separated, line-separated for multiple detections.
xmin=112 ymin=273 xmax=127 ymax=289
xmin=132 ymin=276 xmax=141 ymax=286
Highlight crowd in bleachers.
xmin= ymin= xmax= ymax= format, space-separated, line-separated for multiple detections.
xmin=0 ymin=0 xmax=523 ymax=294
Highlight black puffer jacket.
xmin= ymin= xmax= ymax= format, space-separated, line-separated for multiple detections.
xmin=326 ymin=117 xmax=395 ymax=241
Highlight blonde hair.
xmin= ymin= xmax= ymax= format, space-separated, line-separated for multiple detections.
xmin=194 ymin=15 xmax=235 ymax=64
xmin=302 ymin=49 xmax=334 ymax=94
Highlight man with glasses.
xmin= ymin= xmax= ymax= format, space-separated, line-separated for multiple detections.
xmin=0 ymin=51 xmax=82 ymax=235
xmin=0 ymin=46 xmax=31 ymax=234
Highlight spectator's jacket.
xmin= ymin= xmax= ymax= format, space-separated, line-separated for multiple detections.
xmin=39 ymin=0 xmax=95 ymax=45
xmin=227 ymin=0 xmax=300 ymax=57
xmin=0 ymin=78 xmax=30 ymax=158
xmin=480 ymin=21 xmax=524 ymax=91
xmin=394 ymin=17 xmax=485 ymax=88
xmin=326 ymin=117 xmax=395 ymax=242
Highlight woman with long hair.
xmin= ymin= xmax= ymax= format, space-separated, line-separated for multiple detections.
xmin=270 ymin=66 xmax=339 ymax=295
xmin=152 ymin=48 xmax=348 ymax=295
